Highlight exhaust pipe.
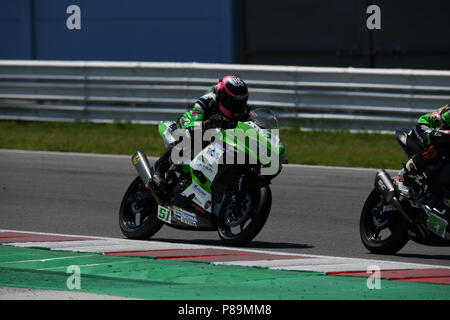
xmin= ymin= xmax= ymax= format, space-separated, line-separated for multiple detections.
xmin=374 ymin=169 xmax=413 ymax=224
xmin=132 ymin=151 xmax=152 ymax=188
xmin=131 ymin=151 xmax=162 ymax=204
xmin=374 ymin=169 xmax=396 ymax=203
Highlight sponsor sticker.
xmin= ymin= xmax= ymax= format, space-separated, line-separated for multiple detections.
xmin=132 ymin=154 xmax=140 ymax=165
xmin=181 ymin=182 xmax=212 ymax=213
xmin=208 ymin=146 xmax=220 ymax=159
xmin=173 ymin=209 xmax=198 ymax=227
xmin=382 ymin=204 xmax=396 ymax=212
xmin=426 ymin=213 xmax=448 ymax=238
xmin=444 ymin=199 xmax=450 ymax=208
xmin=158 ymin=205 xmax=198 ymax=227
xmin=193 ymin=184 xmax=208 ymax=198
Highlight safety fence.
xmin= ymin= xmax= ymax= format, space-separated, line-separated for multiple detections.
xmin=1 ymin=60 xmax=449 ymax=131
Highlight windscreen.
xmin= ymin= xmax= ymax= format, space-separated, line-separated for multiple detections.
xmin=248 ymin=108 xmax=279 ymax=129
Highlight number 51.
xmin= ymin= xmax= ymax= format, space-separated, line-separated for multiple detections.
xmin=158 ymin=207 xmax=171 ymax=222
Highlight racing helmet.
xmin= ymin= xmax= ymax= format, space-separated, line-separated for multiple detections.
xmin=215 ymin=76 xmax=249 ymax=120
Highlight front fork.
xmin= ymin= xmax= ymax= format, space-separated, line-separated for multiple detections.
xmin=228 ymin=174 xmax=252 ymax=223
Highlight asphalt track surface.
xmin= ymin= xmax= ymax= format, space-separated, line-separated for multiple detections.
xmin=0 ymin=149 xmax=449 ymax=267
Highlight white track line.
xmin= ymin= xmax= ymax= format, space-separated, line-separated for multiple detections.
xmin=8 ymin=239 xmax=201 ymax=252
xmin=1 ymin=229 xmax=449 ymax=273
xmin=2 ymin=255 xmax=98 ymax=264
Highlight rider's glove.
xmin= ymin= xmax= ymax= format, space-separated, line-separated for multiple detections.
xmin=202 ymin=113 xmax=236 ymax=131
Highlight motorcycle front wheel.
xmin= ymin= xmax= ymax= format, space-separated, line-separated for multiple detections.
xmin=119 ymin=176 xmax=163 ymax=239
xmin=217 ymin=182 xmax=272 ymax=246
xmin=360 ymin=188 xmax=410 ymax=254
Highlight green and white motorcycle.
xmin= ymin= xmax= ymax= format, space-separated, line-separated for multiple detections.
xmin=119 ymin=108 xmax=286 ymax=246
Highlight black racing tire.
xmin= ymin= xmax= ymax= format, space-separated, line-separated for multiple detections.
xmin=360 ymin=188 xmax=410 ymax=255
xmin=119 ymin=176 xmax=163 ymax=239
xmin=218 ymin=183 xmax=272 ymax=247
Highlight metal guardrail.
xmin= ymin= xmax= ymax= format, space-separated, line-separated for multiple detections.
xmin=1 ymin=60 xmax=450 ymax=131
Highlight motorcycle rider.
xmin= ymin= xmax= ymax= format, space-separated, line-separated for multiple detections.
xmin=396 ymin=104 xmax=450 ymax=198
xmin=151 ymin=76 xmax=250 ymax=192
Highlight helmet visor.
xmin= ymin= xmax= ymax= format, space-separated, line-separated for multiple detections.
xmin=221 ymin=93 xmax=248 ymax=119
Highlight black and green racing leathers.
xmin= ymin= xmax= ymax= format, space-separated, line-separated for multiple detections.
xmin=415 ymin=104 xmax=450 ymax=149
xmin=177 ymin=86 xmax=242 ymax=132
xmin=152 ymin=86 xmax=248 ymax=191
xmin=403 ymin=104 xmax=450 ymax=178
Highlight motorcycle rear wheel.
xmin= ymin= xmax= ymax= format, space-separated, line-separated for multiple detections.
xmin=360 ymin=188 xmax=410 ymax=254
xmin=119 ymin=176 xmax=163 ymax=239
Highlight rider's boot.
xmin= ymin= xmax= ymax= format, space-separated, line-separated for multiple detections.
xmin=395 ymin=147 xmax=438 ymax=198
xmin=395 ymin=158 xmax=419 ymax=198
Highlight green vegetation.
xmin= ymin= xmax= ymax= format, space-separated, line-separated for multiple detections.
xmin=281 ymin=127 xmax=405 ymax=169
xmin=0 ymin=121 xmax=406 ymax=169
xmin=0 ymin=120 xmax=163 ymax=156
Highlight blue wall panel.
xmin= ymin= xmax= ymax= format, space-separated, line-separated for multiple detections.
xmin=0 ymin=0 xmax=236 ymax=63
xmin=0 ymin=1 xmax=34 ymax=59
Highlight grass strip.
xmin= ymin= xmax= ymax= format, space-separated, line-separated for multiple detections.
xmin=0 ymin=121 xmax=406 ymax=169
